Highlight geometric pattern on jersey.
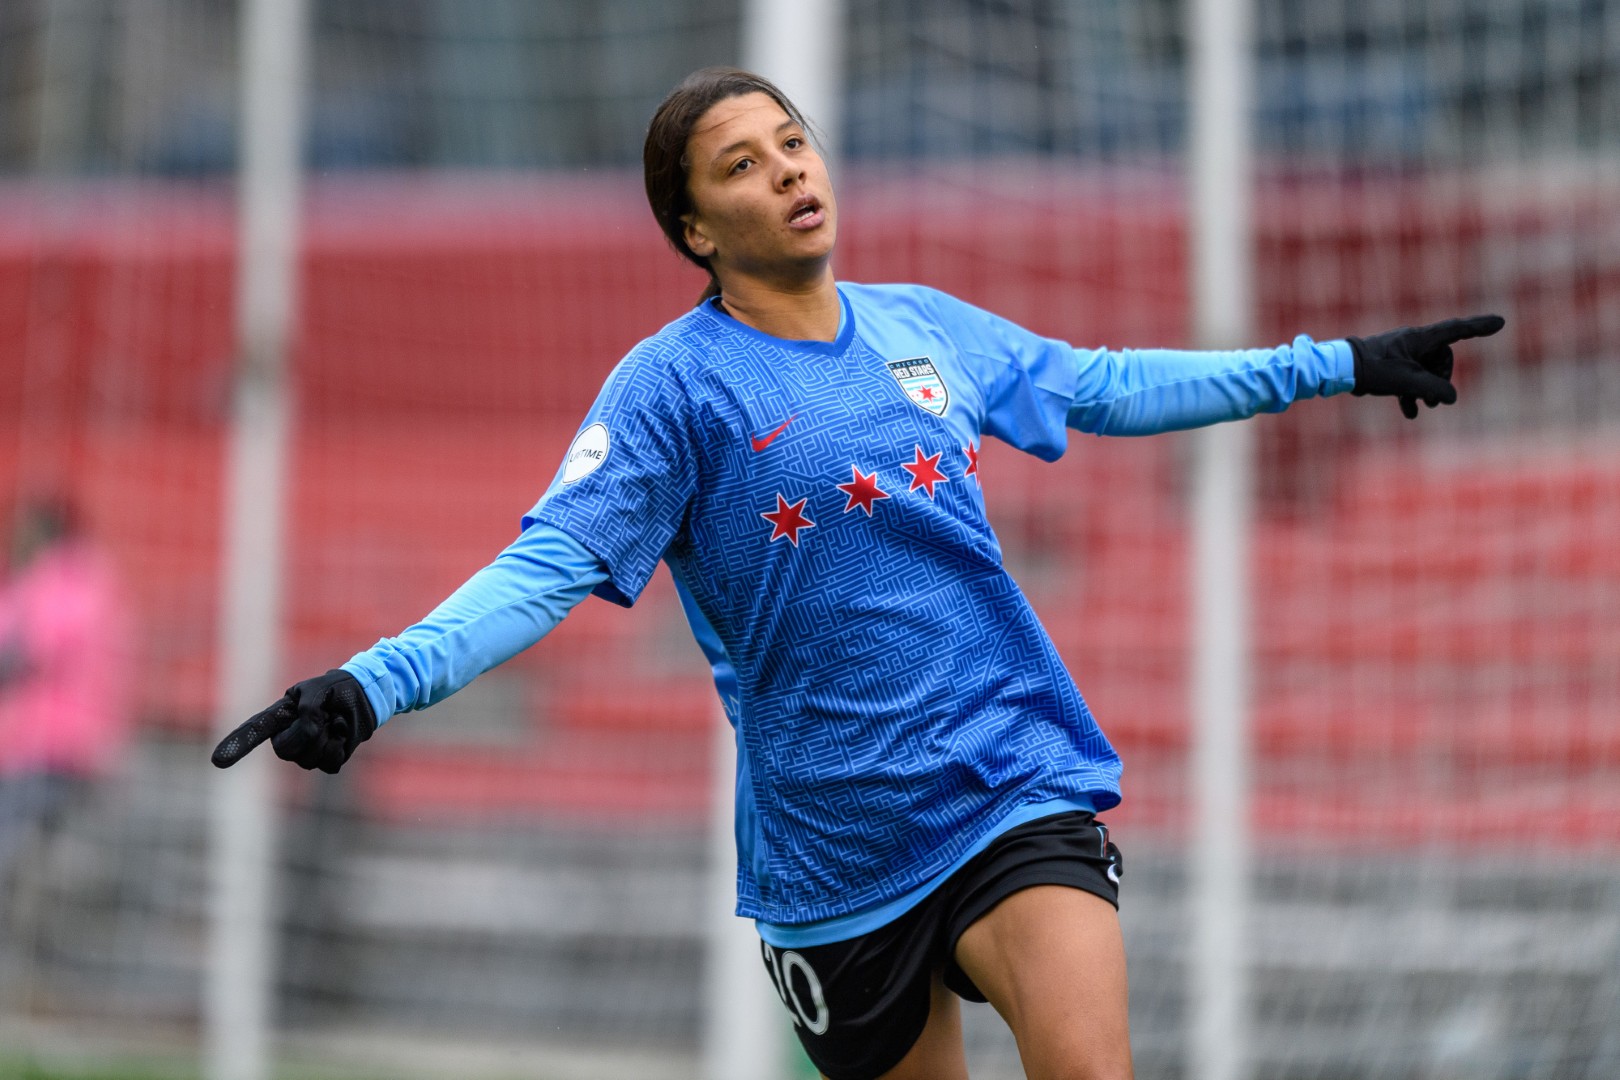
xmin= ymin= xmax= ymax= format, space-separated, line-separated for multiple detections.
xmin=527 ymin=283 xmax=1123 ymax=925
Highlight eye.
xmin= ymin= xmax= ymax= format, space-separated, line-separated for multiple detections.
xmin=784 ymin=135 xmax=804 ymax=151
xmin=729 ymin=157 xmax=754 ymax=175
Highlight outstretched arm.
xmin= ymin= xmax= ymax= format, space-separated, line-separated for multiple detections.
xmin=1068 ymin=315 xmax=1504 ymax=436
xmin=1067 ymin=335 xmax=1354 ymax=436
xmin=342 ymin=523 xmax=607 ymax=719
xmin=211 ymin=523 xmax=607 ymax=772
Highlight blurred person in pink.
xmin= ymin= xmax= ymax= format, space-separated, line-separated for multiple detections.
xmin=0 ymin=496 xmax=134 ymax=876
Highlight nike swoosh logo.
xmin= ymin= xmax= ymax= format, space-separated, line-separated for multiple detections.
xmin=750 ymin=416 xmax=795 ymax=452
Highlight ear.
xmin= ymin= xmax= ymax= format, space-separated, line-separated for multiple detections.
xmin=682 ymin=214 xmax=716 ymax=260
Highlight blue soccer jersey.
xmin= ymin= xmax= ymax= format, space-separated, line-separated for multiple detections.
xmin=524 ymin=282 xmax=1353 ymax=926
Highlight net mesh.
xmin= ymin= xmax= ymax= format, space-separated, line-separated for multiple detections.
xmin=1 ymin=1 xmax=1617 ymax=1078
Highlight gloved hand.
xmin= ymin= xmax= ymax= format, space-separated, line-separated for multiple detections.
xmin=211 ymin=668 xmax=377 ymax=774
xmin=1349 ymin=314 xmax=1505 ymax=419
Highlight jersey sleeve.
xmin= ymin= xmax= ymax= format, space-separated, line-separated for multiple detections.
xmin=522 ymin=341 xmax=700 ymax=607
xmin=1067 ymin=336 xmax=1356 ymax=436
xmin=924 ymin=289 xmax=1355 ymax=445
xmin=924 ymin=289 xmax=1081 ymax=462
xmin=341 ymin=522 xmax=608 ymax=722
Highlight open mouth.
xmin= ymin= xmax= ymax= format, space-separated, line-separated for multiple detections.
xmin=788 ymin=195 xmax=824 ymax=227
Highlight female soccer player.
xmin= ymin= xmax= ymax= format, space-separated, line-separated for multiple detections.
xmin=214 ymin=67 xmax=1503 ymax=1080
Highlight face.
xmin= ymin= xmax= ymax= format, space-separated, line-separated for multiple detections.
xmin=680 ymin=92 xmax=837 ymax=287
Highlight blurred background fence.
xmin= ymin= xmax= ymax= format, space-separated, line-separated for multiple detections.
xmin=0 ymin=1 xmax=1617 ymax=1078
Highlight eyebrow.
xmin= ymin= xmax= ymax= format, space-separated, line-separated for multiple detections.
xmin=711 ymin=118 xmax=800 ymax=166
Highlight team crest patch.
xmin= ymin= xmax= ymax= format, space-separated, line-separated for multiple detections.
xmin=886 ymin=356 xmax=950 ymax=416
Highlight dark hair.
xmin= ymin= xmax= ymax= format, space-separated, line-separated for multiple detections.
xmin=17 ymin=495 xmax=80 ymax=544
xmin=643 ymin=67 xmax=813 ymax=303
xmin=8 ymin=493 xmax=81 ymax=571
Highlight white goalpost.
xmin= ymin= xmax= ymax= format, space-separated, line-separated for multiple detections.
xmin=206 ymin=2 xmax=308 ymax=1079
xmin=1188 ymin=0 xmax=1256 ymax=1079
xmin=705 ymin=8 xmax=847 ymax=1080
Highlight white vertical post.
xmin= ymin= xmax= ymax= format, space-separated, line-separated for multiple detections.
xmin=207 ymin=2 xmax=307 ymax=1080
xmin=742 ymin=0 xmax=846 ymax=156
xmin=700 ymin=7 xmax=846 ymax=1079
xmin=1188 ymin=0 xmax=1255 ymax=1078
xmin=703 ymin=715 xmax=785 ymax=1080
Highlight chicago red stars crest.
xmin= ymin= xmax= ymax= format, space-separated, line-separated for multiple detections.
xmin=886 ymin=356 xmax=950 ymax=416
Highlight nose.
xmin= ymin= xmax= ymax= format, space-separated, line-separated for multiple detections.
xmin=776 ymin=156 xmax=805 ymax=191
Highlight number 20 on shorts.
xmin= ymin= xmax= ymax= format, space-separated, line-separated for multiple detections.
xmin=761 ymin=942 xmax=830 ymax=1034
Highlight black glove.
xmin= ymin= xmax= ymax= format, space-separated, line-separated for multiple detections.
xmin=1349 ymin=314 xmax=1505 ymax=419
xmin=211 ymin=668 xmax=377 ymax=774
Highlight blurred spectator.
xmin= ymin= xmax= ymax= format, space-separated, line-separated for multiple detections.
xmin=0 ymin=497 xmax=133 ymax=880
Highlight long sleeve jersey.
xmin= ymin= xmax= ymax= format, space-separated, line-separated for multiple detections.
xmin=345 ymin=282 xmax=1354 ymax=937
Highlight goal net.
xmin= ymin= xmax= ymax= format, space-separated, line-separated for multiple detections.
xmin=1 ymin=1 xmax=1616 ymax=1078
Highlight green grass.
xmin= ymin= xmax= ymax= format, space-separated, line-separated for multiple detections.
xmin=0 ymin=1062 xmax=193 ymax=1080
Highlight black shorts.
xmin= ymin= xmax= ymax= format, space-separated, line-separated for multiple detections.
xmin=758 ymin=810 xmax=1123 ymax=1080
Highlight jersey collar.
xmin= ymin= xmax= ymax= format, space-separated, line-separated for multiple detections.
xmin=697 ymin=285 xmax=855 ymax=356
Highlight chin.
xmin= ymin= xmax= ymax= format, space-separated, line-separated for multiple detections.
xmin=798 ymin=225 xmax=837 ymax=261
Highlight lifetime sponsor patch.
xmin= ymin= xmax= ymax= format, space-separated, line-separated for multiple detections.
xmin=886 ymin=356 xmax=949 ymax=416
xmin=562 ymin=422 xmax=610 ymax=483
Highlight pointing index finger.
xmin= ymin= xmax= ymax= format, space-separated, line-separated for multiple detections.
xmin=211 ymin=698 xmax=296 ymax=768
xmin=1418 ymin=313 xmax=1506 ymax=348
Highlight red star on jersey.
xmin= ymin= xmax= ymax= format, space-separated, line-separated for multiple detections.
xmin=761 ymin=493 xmax=815 ymax=545
xmin=963 ymin=440 xmax=980 ymax=483
xmin=836 ymin=465 xmax=891 ymax=516
xmin=902 ymin=445 xmax=948 ymax=499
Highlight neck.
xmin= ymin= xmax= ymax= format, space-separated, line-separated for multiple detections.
xmin=715 ymin=268 xmax=841 ymax=342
